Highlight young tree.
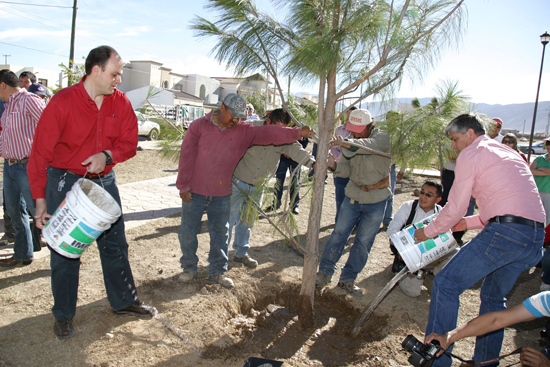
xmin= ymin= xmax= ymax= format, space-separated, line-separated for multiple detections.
xmin=192 ymin=0 xmax=466 ymax=327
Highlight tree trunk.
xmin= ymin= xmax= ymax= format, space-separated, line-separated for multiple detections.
xmin=298 ymin=70 xmax=338 ymax=328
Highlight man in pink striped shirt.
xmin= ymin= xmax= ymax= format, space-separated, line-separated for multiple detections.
xmin=414 ymin=113 xmax=545 ymax=367
xmin=0 ymin=69 xmax=45 ymax=267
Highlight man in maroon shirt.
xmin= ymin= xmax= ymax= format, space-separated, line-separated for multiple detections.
xmin=176 ymin=93 xmax=314 ymax=289
xmin=28 ymin=46 xmax=152 ymax=340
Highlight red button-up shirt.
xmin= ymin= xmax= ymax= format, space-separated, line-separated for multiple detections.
xmin=28 ymin=76 xmax=138 ymax=199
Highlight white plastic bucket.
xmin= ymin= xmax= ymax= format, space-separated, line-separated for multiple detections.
xmin=390 ymin=213 xmax=457 ymax=273
xmin=43 ymin=179 xmax=121 ymax=259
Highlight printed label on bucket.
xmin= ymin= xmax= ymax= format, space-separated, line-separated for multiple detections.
xmin=390 ymin=213 xmax=457 ymax=273
xmin=44 ymin=199 xmax=106 ymax=258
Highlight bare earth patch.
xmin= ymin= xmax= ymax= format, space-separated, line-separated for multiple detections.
xmin=0 ymin=152 xmax=545 ymax=367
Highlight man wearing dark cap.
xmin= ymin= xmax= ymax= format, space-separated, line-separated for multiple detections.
xmin=28 ymin=46 xmax=152 ymax=340
xmin=0 ymin=69 xmax=45 ymax=268
xmin=27 ymin=83 xmax=47 ymax=101
xmin=176 ymin=93 xmax=315 ymax=288
xmin=316 ymin=109 xmax=392 ymax=296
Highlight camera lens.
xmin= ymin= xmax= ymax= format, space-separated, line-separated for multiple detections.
xmin=402 ymin=334 xmax=419 ymax=352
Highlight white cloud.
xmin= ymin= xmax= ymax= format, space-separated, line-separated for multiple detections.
xmin=115 ymin=26 xmax=151 ymax=37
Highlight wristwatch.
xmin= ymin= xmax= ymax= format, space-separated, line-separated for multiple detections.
xmin=101 ymin=150 xmax=113 ymax=165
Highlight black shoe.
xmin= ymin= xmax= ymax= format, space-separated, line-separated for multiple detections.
xmin=0 ymin=257 xmax=32 ymax=267
xmin=114 ymin=301 xmax=154 ymax=318
xmin=265 ymin=205 xmax=280 ymax=212
xmin=292 ymin=207 xmax=299 ymax=215
xmin=54 ymin=319 xmax=75 ymax=340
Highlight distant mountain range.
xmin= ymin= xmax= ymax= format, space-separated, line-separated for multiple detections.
xmin=295 ymin=93 xmax=550 ymax=135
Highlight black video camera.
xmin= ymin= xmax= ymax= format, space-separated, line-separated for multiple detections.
xmin=402 ymin=334 xmax=443 ymax=367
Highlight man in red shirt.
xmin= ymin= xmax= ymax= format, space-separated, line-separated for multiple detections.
xmin=0 ymin=69 xmax=45 ymax=268
xmin=28 ymin=46 xmax=152 ymax=340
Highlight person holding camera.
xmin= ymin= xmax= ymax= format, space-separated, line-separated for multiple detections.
xmin=425 ymin=291 xmax=550 ymax=367
xmin=414 ymin=114 xmax=545 ymax=366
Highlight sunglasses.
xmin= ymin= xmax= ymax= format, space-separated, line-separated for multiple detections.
xmin=419 ymin=190 xmax=437 ymax=198
xmin=502 ymin=139 xmax=514 ymax=144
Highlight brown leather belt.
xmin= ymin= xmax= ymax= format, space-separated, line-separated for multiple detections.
xmin=353 ymin=176 xmax=390 ymax=192
xmin=6 ymin=157 xmax=29 ymax=165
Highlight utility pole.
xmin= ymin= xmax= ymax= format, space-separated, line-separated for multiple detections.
xmin=523 ymin=119 xmax=526 ymax=135
xmin=68 ymin=0 xmax=78 ymax=86
xmin=2 ymin=55 xmax=10 ymax=65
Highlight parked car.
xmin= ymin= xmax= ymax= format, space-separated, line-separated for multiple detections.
xmin=136 ymin=111 xmax=160 ymax=140
xmin=519 ymin=140 xmax=547 ymax=155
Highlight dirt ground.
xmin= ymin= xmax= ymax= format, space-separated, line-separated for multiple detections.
xmin=0 ymin=150 xmax=547 ymax=367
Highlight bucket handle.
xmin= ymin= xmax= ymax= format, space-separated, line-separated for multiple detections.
xmin=82 ymin=168 xmax=105 ymax=190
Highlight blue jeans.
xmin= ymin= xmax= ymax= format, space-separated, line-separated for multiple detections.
xmin=427 ymin=221 xmax=543 ymax=366
xmin=333 ymin=176 xmax=349 ymax=223
xmin=3 ymin=161 xmax=35 ymax=261
xmin=46 ymin=167 xmax=139 ymax=321
xmin=178 ymin=193 xmax=230 ymax=276
xmin=274 ymin=157 xmax=301 ymax=209
xmin=318 ymin=197 xmax=386 ymax=282
xmin=229 ymin=178 xmax=263 ymax=258
xmin=382 ymin=164 xmax=397 ymax=225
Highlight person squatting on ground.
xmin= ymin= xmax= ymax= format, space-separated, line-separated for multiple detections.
xmin=315 ymin=108 xmax=391 ymax=296
xmin=0 ymin=69 xmax=45 ymax=268
xmin=176 ymin=93 xmax=315 ymax=289
xmin=229 ymin=108 xmax=315 ymax=269
xmin=426 ymin=291 xmax=550 ymax=367
xmin=414 ymin=113 xmax=545 ymax=367
xmin=387 ymin=180 xmax=443 ymax=298
xmin=28 ymin=45 xmax=153 ymax=340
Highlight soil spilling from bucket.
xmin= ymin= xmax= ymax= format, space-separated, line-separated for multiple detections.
xmin=201 ymin=285 xmax=391 ymax=366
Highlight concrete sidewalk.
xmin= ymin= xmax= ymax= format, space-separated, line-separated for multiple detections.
xmin=0 ymin=174 xmax=181 ymax=261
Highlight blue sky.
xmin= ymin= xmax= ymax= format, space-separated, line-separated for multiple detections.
xmin=0 ymin=0 xmax=548 ymax=105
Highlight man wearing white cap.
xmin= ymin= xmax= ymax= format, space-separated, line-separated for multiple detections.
xmin=316 ymin=108 xmax=392 ymax=296
xmin=487 ymin=117 xmax=503 ymax=143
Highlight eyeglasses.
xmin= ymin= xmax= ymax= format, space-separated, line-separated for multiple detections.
xmin=419 ymin=190 xmax=437 ymax=198
xmin=502 ymin=139 xmax=514 ymax=144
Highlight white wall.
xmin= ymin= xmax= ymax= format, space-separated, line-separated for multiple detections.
xmin=125 ymin=86 xmax=174 ymax=110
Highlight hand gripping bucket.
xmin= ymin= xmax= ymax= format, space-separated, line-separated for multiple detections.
xmin=389 ymin=213 xmax=457 ymax=273
xmin=43 ymin=178 xmax=121 ymax=259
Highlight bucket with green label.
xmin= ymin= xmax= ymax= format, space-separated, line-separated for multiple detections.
xmin=390 ymin=213 xmax=457 ymax=273
xmin=43 ymin=179 xmax=121 ymax=259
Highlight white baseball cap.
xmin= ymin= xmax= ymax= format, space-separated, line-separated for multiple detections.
xmin=346 ymin=109 xmax=373 ymax=133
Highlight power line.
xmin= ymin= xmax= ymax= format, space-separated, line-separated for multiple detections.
xmin=0 ymin=1 xmax=72 ymax=8
xmin=0 ymin=41 xmax=68 ymax=58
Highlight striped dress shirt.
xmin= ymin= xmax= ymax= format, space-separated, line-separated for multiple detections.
xmin=0 ymin=88 xmax=45 ymax=159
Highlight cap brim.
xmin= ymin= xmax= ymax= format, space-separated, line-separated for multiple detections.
xmin=345 ymin=123 xmax=367 ymax=133
xmin=229 ymin=107 xmax=246 ymax=119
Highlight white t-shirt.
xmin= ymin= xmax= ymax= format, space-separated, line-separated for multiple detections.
xmin=387 ymin=199 xmax=442 ymax=238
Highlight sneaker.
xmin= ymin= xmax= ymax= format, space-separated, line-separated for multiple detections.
xmin=53 ymin=319 xmax=75 ymax=340
xmin=0 ymin=233 xmax=14 ymax=245
xmin=178 ymin=271 xmax=196 ymax=283
xmin=541 ymin=283 xmax=550 ymax=291
xmin=207 ymin=274 xmax=235 ymax=289
xmin=338 ymin=280 xmax=364 ymax=297
xmin=315 ymin=272 xmax=331 ymax=287
xmin=233 ymin=255 xmax=258 ymax=269
xmin=292 ymin=207 xmax=299 ymax=215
